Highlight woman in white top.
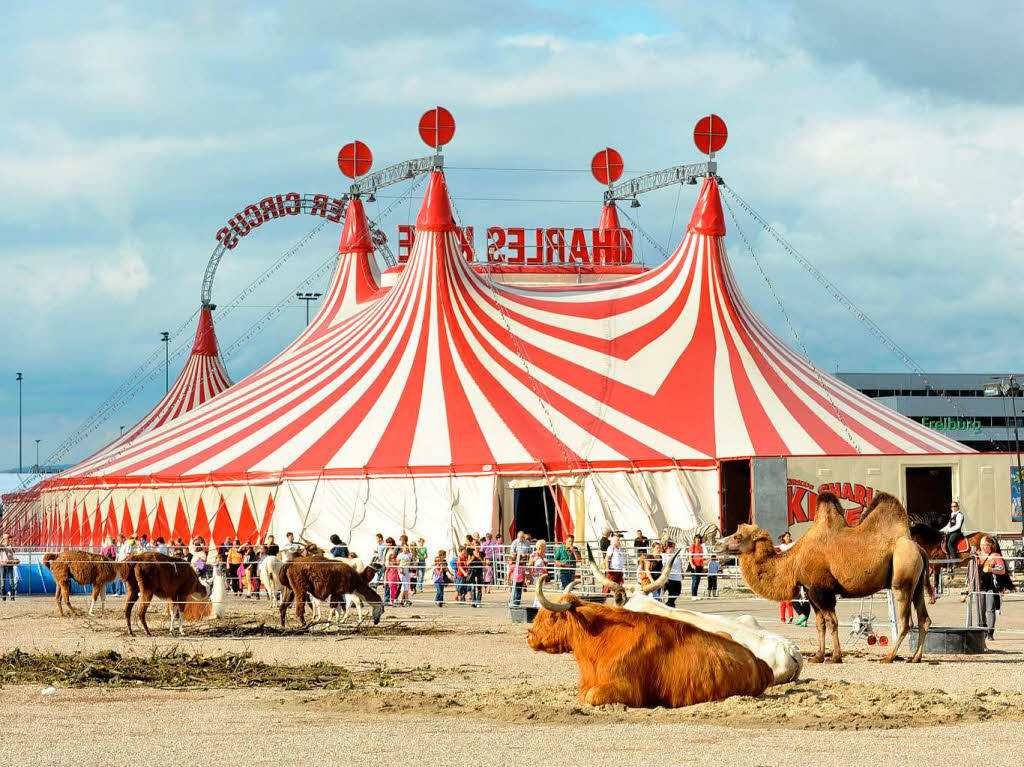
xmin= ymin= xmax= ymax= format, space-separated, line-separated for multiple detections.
xmin=529 ymin=540 xmax=549 ymax=608
xmin=662 ymin=542 xmax=684 ymax=607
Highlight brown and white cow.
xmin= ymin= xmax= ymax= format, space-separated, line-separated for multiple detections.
xmin=527 ymin=575 xmax=773 ymax=708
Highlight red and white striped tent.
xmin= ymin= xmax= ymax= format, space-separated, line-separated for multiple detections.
xmin=117 ymin=307 xmax=233 ymax=448
xmin=3 ymin=307 xmax=233 ymax=546
xmin=37 ymin=171 xmax=966 ymax=552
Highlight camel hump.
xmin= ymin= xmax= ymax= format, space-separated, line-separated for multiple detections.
xmin=816 ymin=491 xmax=842 ymax=513
xmin=278 ymin=563 xmax=291 ymax=589
xmin=862 ymin=491 xmax=907 ymax=521
xmin=812 ymin=492 xmax=849 ymax=528
xmin=43 ymin=553 xmax=59 ymax=570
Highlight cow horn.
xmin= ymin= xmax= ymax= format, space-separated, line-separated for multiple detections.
xmin=562 ymin=579 xmax=581 ymax=595
xmin=535 ymin=574 xmax=573 ymax=612
xmin=642 ymin=547 xmax=680 ymax=594
xmin=585 ymin=543 xmax=626 ymax=596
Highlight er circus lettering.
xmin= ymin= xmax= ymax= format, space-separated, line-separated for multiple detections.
xmin=214 ymin=193 xmax=344 ymax=250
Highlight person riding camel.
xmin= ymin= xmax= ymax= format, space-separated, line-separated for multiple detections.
xmin=939 ymin=500 xmax=965 ymax=567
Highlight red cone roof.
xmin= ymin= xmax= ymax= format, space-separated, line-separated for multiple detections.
xmin=416 ymin=170 xmax=456 ymax=232
xmin=687 ymin=176 xmax=727 ymax=236
xmin=338 ymin=198 xmax=374 ymax=253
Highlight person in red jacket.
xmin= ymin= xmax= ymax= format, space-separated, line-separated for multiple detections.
xmin=687 ymin=534 xmax=707 ymax=601
xmin=455 ymin=546 xmax=470 ymax=601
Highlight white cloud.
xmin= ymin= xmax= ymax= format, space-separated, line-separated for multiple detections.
xmin=3 ymin=0 xmax=1024 ymax=463
xmin=499 ymin=33 xmax=570 ymax=53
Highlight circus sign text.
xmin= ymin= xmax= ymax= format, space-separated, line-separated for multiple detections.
xmin=214 ymin=193 xmax=346 ymax=250
xmin=396 ymin=226 xmax=634 ymax=265
xmin=787 ymin=478 xmax=881 ymax=526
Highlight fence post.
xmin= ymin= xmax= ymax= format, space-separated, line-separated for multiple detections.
xmin=885 ymin=589 xmax=897 ymax=640
xmin=965 ymin=556 xmax=977 ymax=628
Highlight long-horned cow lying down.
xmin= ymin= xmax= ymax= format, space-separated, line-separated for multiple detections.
xmin=278 ymin=558 xmax=383 ymax=628
xmin=621 ymin=594 xmax=803 ymax=684
xmin=123 ymin=552 xmax=212 ymax=636
xmin=528 ymin=575 xmax=773 ymax=708
xmin=580 ymin=547 xmax=801 ymax=684
xmin=43 ymin=550 xmax=121 ymax=617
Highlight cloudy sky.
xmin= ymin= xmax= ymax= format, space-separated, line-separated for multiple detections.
xmin=2 ymin=1 xmax=1022 ymax=469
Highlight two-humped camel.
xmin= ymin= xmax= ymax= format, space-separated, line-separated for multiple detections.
xmin=715 ymin=491 xmax=930 ymax=664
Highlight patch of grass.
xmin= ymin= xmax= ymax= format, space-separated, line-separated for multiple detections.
xmin=185 ymin=617 xmax=455 ymax=639
xmin=0 ymin=648 xmax=436 ymax=691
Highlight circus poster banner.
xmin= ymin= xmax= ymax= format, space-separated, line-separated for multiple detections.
xmin=1012 ymin=466 xmax=1023 ymax=523
xmin=786 ymin=478 xmax=882 ymax=527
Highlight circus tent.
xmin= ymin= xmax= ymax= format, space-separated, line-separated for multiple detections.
xmin=115 ymin=307 xmax=233 ymax=448
xmin=34 ymin=170 xmax=969 ymax=553
xmin=13 ymin=308 xmax=233 ymax=547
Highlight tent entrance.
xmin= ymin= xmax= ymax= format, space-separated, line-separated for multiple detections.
xmin=513 ymin=486 xmax=556 ymax=540
xmin=905 ymin=466 xmax=953 ymax=526
xmin=720 ymin=459 xmax=752 ymax=535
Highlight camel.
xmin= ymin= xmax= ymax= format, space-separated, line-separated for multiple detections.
xmin=714 ymin=491 xmax=931 ymax=664
xmin=908 ymin=522 xmax=1015 ymax=603
xmin=43 ymin=551 xmax=122 ymax=616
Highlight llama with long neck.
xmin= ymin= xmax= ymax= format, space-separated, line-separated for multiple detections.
xmin=180 ymin=563 xmax=227 ymax=621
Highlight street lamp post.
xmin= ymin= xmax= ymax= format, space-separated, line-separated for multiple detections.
xmin=16 ymin=372 xmax=22 ymax=474
xmin=160 ymin=331 xmax=170 ymax=393
xmin=34 ymin=439 xmax=41 ymax=473
xmin=296 ymin=292 xmax=323 ymax=326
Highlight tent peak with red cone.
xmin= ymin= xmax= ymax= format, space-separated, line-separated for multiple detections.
xmin=191 ymin=306 xmax=221 ymax=356
xmin=687 ymin=176 xmax=726 ymax=237
xmin=416 ymin=170 xmax=456 ymax=232
xmin=338 ymin=198 xmax=374 ymax=253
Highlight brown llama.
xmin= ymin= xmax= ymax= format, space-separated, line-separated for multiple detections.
xmin=122 ymin=552 xmax=211 ymax=636
xmin=43 ymin=550 xmax=122 ymax=617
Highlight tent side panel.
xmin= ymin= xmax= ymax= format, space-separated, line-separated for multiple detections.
xmin=785 ymin=453 xmax=1015 ymax=534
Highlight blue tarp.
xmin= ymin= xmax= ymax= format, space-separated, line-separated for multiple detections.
xmin=4 ymin=553 xmax=118 ymax=596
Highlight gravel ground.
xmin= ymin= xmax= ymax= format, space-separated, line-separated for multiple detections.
xmin=2 ymin=588 xmax=1022 ymax=766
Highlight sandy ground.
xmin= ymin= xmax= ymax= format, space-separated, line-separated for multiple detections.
xmin=1 ymin=588 xmax=1022 ymax=766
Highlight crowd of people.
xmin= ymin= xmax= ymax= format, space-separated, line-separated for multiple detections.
xmin=1 ymin=517 xmax=1011 ymax=640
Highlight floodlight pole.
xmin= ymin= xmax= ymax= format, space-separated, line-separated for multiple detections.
xmin=34 ymin=439 xmax=41 ymax=473
xmin=16 ymin=372 xmax=23 ymax=473
xmin=296 ymin=292 xmax=323 ymax=326
xmin=160 ymin=332 xmax=170 ymax=392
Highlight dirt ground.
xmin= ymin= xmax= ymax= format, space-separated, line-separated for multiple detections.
xmin=1 ymin=588 xmax=1021 ymax=766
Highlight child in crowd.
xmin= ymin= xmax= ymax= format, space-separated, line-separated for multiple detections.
xmin=397 ymin=544 xmax=413 ymax=606
xmin=432 ymin=554 xmax=451 ymax=607
xmin=706 ymin=554 xmax=720 ymax=598
xmin=637 ymin=551 xmax=651 ymax=590
xmin=384 ymin=554 xmax=401 ymax=604
xmin=454 ymin=546 xmax=469 ymax=601
xmin=482 ymin=551 xmax=494 ymax=595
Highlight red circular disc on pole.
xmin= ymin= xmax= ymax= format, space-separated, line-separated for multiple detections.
xmin=591 ymin=148 xmax=624 ymax=185
xmin=337 ymin=141 xmax=373 ymax=178
xmin=693 ymin=114 xmax=728 ymax=155
xmin=418 ymin=106 xmax=456 ymax=148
